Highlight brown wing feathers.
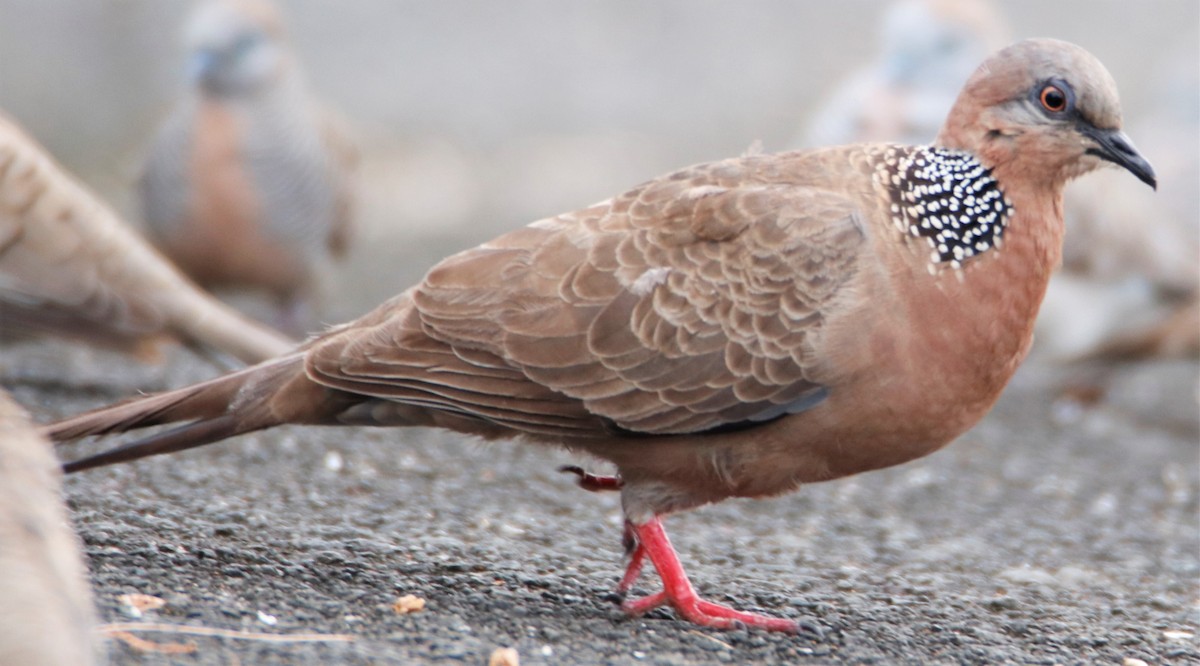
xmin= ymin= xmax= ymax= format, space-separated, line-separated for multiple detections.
xmin=312 ymin=159 xmax=863 ymax=436
xmin=51 ymin=154 xmax=866 ymax=469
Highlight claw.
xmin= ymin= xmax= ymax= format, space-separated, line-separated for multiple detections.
xmin=559 ymin=465 xmax=623 ymax=492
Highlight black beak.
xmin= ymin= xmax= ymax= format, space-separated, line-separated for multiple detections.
xmin=1081 ymin=125 xmax=1157 ymax=190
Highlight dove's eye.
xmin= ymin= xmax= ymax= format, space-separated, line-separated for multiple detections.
xmin=1039 ymin=85 xmax=1068 ymax=113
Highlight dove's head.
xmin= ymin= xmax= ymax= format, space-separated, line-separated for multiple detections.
xmin=878 ymin=0 xmax=1008 ymax=90
xmin=936 ymin=38 xmax=1156 ymax=190
xmin=185 ymin=0 xmax=289 ymax=97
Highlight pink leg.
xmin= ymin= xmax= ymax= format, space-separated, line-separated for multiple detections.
xmin=559 ymin=469 xmax=815 ymax=634
xmin=559 ymin=468 xmax=646 ymax=590
xmin=617 ymin=522 xmax=646 ymax=594
xmin=619 ymin=517 xmax=800 ymax=633
xmin=559 ymin=468 xmax=649 ymax=590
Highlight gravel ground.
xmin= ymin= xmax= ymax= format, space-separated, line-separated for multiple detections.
xmin=3 ymin=338 xmax=1197 ymax=665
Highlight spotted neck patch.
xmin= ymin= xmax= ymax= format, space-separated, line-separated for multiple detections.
xmin=876 ymin=146 xmax=1013 ymax=269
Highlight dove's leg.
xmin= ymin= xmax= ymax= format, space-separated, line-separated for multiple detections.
xmin=619 ymin=517 xmax=801 ymax=633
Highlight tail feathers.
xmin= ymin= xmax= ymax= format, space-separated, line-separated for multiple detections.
xmin=62 ymin=414 xmax=254 ymax=473
xmin=43 ymin=355 xmax=304 ymax=443
xmin=46 ymin=354 xmax=319 ymax=473
xmin=43 ymin=372 xmax=246 ymax=443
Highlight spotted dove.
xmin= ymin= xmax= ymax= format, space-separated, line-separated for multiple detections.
xmin=47 ymin=40 xmax=1155 ymax=632
xmin=0 ymin=111 xmax=295 ymax=364
xmin=0 ymin=390 xmax=95 ymax=665
xmin=139 ymin=0 xmax=357 ymax=330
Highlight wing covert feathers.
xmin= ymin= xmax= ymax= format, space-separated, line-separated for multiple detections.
xmin=308 ymin=154 xmax=865 ymax=437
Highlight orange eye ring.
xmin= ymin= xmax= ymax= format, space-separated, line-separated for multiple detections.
xmin=1040 ymin=85 xmax=1067 ymax=112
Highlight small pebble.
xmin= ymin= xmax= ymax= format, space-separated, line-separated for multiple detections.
xmin=325 ymin=451 xmax=344 ymax=471
xmin=488 ymin=647 xmax=519 ymax=666
xmin=1163 ymin=630 xmax=1194 ymax=641
xmin=393 ymin=595 xmax=426 ymax=615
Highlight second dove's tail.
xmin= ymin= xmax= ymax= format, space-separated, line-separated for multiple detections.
xmin=168 ymin=287 xmax=299 ymax=365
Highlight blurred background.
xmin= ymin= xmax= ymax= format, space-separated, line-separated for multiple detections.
xmin=0 ymin=0 xmax=1195 ymax=340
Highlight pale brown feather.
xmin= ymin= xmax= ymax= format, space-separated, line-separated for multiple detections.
xmin=0 ymin=391 xmax=96 ymax=665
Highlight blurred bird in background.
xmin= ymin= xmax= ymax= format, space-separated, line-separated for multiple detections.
xmin=139 ymin=0 xmax=357 ymax=335
xmin=0 ymin=111 xmax=295 ymax=365
xmin=799 ymin=0 xmax=1009 ymax=147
